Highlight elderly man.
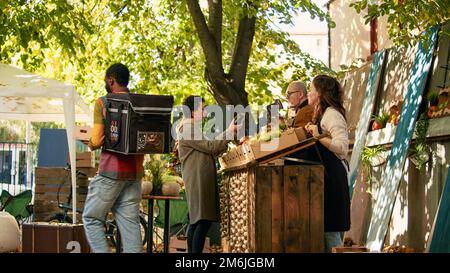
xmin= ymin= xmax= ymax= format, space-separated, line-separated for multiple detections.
xmin=286 ymin=81 xmax=314 ymax=128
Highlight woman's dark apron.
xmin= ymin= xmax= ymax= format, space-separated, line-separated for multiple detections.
xmin=307 ymin=124 xmax=351 ymax=232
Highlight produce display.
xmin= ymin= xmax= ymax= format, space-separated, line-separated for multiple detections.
xmin=220 ymin=124 xmax=308 ymax=170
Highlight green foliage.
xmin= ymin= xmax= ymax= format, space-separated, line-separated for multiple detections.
xmin=411 ymin=112 xmax=431 ymax=170
xmin=1 ymin=0 xmax=335 ymax=109
xmin=372 ymin=112 xmax=390 ymax=128
xmin=427 ymin=90 xmax=440 ymax=106
xmin=0 ymin=120 xmax=63 ymax=143
xmin=361 ymin=145 xmax=386 ymax=195
xmin=350 ymin=0 xmax=450 ymax=47
xmin=144 ymin=154 xmax=167 ymax=195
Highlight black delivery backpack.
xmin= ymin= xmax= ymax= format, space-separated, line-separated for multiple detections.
xmin=103 ymin=93 xmax=174 ymax=154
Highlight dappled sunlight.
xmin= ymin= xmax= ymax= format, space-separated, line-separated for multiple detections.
xmin=366 ymin=27 xmax=438 ymax=251
xmin=342 ymin=62 xmax=372 ymax=140
xmin=347 ymin=51 xmax=386 ymax=193
xmin=377 ymin=46 xmax=417 ymax=117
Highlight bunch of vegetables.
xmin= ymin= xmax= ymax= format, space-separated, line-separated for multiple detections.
xmin=239 ymin=120 xmax=286 ymax=146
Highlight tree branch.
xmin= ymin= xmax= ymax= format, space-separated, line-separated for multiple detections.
xmin=208 ymin=0 xmax=222 ymax=56
xmin=229 ymin=15 xmax=256 ymax=92
xmin=186 ymin=0 xmax=223 ymax=79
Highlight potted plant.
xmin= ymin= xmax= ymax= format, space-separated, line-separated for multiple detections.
xmin=409 ymin=143 xmax=431 ymax=170
xmin=361 ymin=145 xmax=387 ymax=195
xmin=427 ymin=90 xmax=439 ymax=118
xmin=141 ymin=177 xmax=153 ymax=196
xmin=410 ymin=113 xmax=431 ymax=170
xmin=161 ymin=175 xmax=182 ymax=196
xmin=144 ymin=155 xmax=165 ymax=196
xmin=371 ymin=112 xmax=390 ymax=131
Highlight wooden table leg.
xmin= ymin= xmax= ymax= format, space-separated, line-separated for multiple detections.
xmin=163 ymin=199 xmax=170 ymax=253
xmin=147 ymin=198 xmax=154 ymax=253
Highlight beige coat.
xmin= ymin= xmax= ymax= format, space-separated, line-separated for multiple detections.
xmin=177 ymin=119 xmax=229 ymax=224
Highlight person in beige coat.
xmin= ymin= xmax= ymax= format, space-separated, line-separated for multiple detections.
xmin=176 ymin=95 xmax=238 ymax=253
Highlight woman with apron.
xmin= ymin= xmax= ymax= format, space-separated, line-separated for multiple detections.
xmin=305 ymin=75 xmax=351 ymax=252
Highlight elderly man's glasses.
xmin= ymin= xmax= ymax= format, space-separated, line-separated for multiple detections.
xmin=286 ymin=91 xmax=301 ymax=98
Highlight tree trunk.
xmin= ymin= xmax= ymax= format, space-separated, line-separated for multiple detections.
xmin=205 ymin=69 xmax=249 ymax=106
xmin=186 ymin=0 xmax=256 ymax=107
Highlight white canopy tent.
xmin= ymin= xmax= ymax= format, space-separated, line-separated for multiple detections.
xmin=0 ymin=63 xmax=92 ymax=223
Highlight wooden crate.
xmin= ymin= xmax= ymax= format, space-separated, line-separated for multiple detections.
xmin=332 ymin=246 xmax=369 ymax=253
xmin=246 ymin=128 xmax=307 ymax=160
xmin=22 ymin=222 xmax=90 ymax=253
xmin=219 ymin=128 xmax=309 ymax=170
xmin=67 ymin=152 xmax=95 ymax=168
xmin=34 ymin=168 xmax=91 ymax=222
xmin=220 ymin=164 xmax=324 ymax=253
xmin=169 ymin=236 xmax=210 ymax=253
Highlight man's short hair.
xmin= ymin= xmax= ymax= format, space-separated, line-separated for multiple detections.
xmin=287 ymin=81 xmax=307 ymax=97
xmin=106 ymin=63 xmax=130 ymax=87
xmin=182 ymin=95 xmax=205 ymax=117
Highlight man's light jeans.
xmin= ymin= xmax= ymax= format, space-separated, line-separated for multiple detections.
xmin=82 ymin=175 xmax=142 ymax=253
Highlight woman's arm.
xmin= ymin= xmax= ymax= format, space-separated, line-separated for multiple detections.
xmin=305 ymin=108 xmax=348 ymax=157
xmin=321 ymin=108 xmax=349 ymax=157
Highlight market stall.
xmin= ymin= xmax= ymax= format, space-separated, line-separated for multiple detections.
xmin=218 ymin=127 xmax=326 ymax=253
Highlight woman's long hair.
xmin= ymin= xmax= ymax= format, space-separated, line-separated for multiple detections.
xmin=312 ymin=75 xmax=346 ymax=124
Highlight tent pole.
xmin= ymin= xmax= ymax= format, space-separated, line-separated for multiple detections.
xmin=25 ymin=121 xmax=32 ymax=189
xmin=63 ymin=93 xmax=77 ymax=224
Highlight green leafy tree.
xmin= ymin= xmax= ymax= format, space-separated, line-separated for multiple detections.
xmin=1 ymin=0 xmax=334 ymax=109
xmin=350 ymin=0 xmax=450 ymax=46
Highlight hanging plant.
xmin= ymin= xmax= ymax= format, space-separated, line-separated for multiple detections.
xmin=410 ymin=112 xmax=431 ymax=170
xmin=361 ymin=145 xmax=387 ymax=195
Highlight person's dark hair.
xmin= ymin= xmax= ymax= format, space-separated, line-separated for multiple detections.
xmin=182 ymin=95 xmax=205 ymax=118
xmin=106 ymin=63 xmax=130 ymax=87
xmin=312 ymin=74 xmax=346 ymax=123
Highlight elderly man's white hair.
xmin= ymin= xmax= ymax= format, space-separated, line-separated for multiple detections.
xmin=287 ymin=81 xmax=307 ymax=97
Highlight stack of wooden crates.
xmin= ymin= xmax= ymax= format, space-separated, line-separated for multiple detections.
xmin=220 ymin=164 xmax=324 ymax=253
xmin=33 ymin=167 xmax=96 ymax=222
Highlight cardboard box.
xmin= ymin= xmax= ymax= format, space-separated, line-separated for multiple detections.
xmin=74 ymin=126 xmax=92 ymax=141
xmin=219 ymin=128 xmax=308 ymax=170
xmin=246 ymin=127 xmax=307 ymax=160
xmin=22 ymin=222 xmax=90 ymax=253
xmin=219 ymin=145 xmax=253 ymax=170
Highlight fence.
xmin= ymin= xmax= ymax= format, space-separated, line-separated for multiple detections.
xmin=0 ymin=142 xmax=37 ymax=195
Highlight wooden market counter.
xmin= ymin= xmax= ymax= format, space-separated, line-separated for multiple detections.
xmin=220 ymin=162 xmax=325 ymax=253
